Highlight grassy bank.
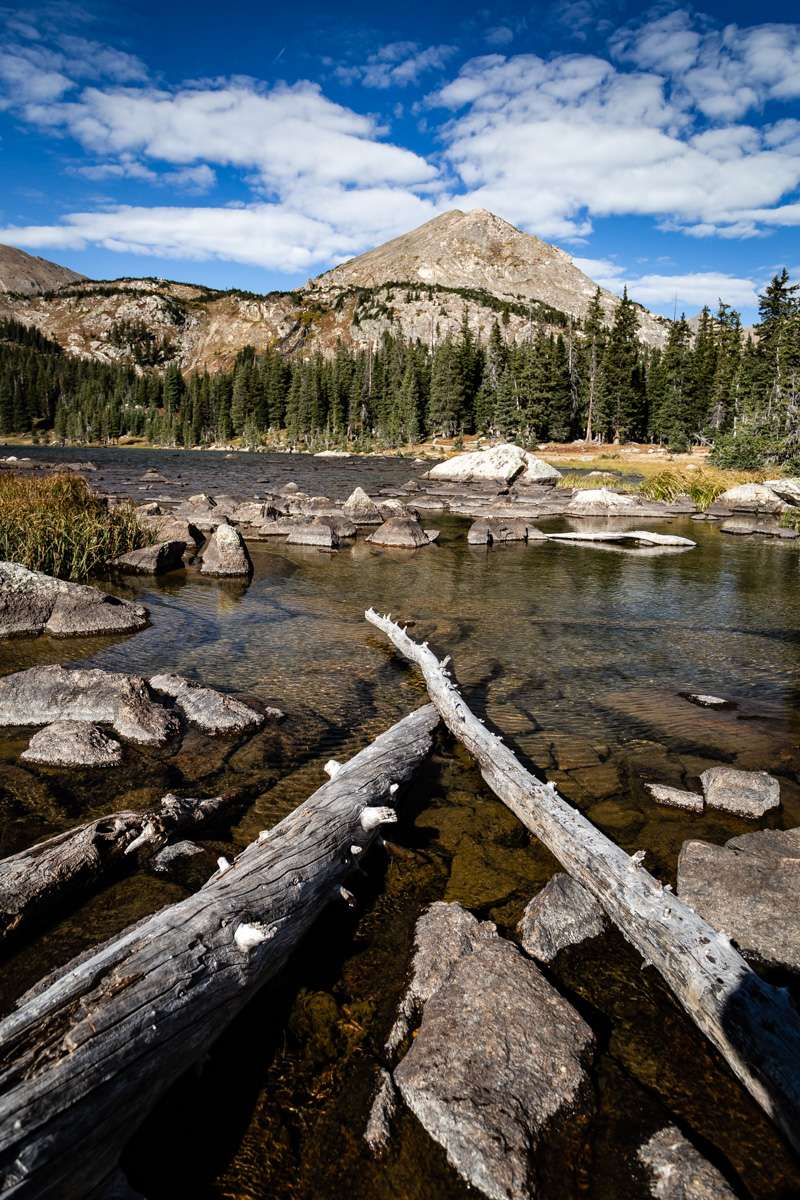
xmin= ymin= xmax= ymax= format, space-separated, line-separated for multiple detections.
xmin=555 ymin=465 xmax=766 ymax=510
xmin=0 ymin=474 xmax=148 ymax=581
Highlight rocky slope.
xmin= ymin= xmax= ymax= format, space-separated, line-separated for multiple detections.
xmin=0 ymin=210 xmax=668 ymax=372
xmin=0 ymin=244 xmax=86 ymax=295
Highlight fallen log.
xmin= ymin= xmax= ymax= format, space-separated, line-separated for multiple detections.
xmin=365 ymin=609 xmax=800 ymax=1153
xmin=0 ymin=792 xmax=239 ymax=946
xmin=0 ymin=704 xmax=438 ymax=1199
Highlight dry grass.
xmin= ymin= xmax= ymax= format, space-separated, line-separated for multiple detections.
xmin=0 ymin=473 xmax=149 ymax=580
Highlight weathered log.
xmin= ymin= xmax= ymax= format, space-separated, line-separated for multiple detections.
xmin=365 ymin=609 xmax=800 ymax=1152
xmin=0 ymin=704 xmax=438 ymax=1199
xmin=0 ymin=792 xmax=239 ymax=945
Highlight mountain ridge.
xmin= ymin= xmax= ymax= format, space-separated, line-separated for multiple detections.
xmin=0 ymin=210 xmax=667 ymax=371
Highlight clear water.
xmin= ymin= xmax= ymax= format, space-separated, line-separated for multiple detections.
xmin=1 ymin=447 xmax=799 ymax=1199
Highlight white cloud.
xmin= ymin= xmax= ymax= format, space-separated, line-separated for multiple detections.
xmin=21 ymin=81 xmax=435 ymax=194
xmin=574 ymin=255 xmax=759 ymax=310
xmin=611 ymin=11 xmax=800 ymax=120
xmin=485 ymin=26 xmax=514 ymax=48
xmin=73 ymin=160 xmax=217 ymax=193
xmin=0 ymin=190 xmax=443 ymax=273
xmin=428 ymin=34 xmax=800 ymax=240
xmin=335 ymin=42 xmax=455 ymax=89
xmin=622 ymin=272 xmax=760 ymax=310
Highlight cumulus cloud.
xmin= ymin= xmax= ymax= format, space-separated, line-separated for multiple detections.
xmin=335 ymin=42 xmax=455 ymax=89
xmin=611 ymin=11 xmax=800 ymax=120
xmin=572 ymin=255 xmax=760 ymax=310
xmin=73 ymin=160 xmax=217 ymax=193
xmin=0 ymin=190 xmax=443 ymax=273
xmin=428 ymin=28 xmax=800 ymax=241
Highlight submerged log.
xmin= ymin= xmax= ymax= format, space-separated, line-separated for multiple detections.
xmin=364 ymin=609 xmax=800 ymax=1153
xmin=0 ymin=792 xmax=239 ymax=945
xmin=0 ymin=704 xmax=438 ymax=1199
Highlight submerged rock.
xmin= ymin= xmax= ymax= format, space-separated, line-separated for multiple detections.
xmin=0 ymin=562 xmax=148 ymax=639
xmin=200 ymin=523 xmax=252 ymax=576
xmin=111 ymin=540 xmax=186 ymax=575
xmin=0 ymin=665 xmax=178 ymax=745
xmin=393 ymin=913 xmax=594 ymax=1200
xmin=21 ymin=720 xmax=122 ymax=768
xmin=342 ymin=486 xmax=383 ymax=525
xmin=700 ymin=766 xmax=780 ymax=819
xmin=150 ymin=839 xmax=205 ymax=876
xmin=367 ymin=517 xmax=437 ymax=548
xmin=518 ymin=873 xmax=607 ymax=963
xmin=645 ymin=783 xmax=704 ymax=812
xmin=149 ymin=673 xmax=264 ymax=734
xmin=638 ymin=1125 xmax=736 ymax=1199
xmin=678 ymin=827 xmax=800 ymax=973
xmin=427 ymin=444 xmax=561 ymax=485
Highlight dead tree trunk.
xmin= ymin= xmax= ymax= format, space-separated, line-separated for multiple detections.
xmin=365 ymin=609 xmax=800 ymax=1153
xmin=0 ymin=792 xmax=239 ymax=946
xmin=0 ymin=704 xmax=438 ymax=1199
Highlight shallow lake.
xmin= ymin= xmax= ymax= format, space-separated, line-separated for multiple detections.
xmin=1 ymin=447 xmax=799 ymax=1199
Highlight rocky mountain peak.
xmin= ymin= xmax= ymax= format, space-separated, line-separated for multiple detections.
xmin=310 ymin=207 xmax=664 ymax=342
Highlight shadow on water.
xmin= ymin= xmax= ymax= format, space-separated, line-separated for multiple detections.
xmin=1 ymin=453 xmax=800 ymax=1197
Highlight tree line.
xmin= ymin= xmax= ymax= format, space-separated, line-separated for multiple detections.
xmin=0 ymin=271 xmax=798 ymax=468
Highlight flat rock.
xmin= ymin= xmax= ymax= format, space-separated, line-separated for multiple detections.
xmin=200 ymin=523 xmax=252 ymax=576
xmin=764 ymin=477 xmax=800 ymax=505
xmin=367 ymin=517 xmax=436 ymax=548
xmin=638 ymin=1125 xmax=736 ymax=1199
xmin=547 ymin=529 xmax=695 ymax=547
xmin=313 ymin=514 xmax=358 ymax=538
xmin=518 ymin=873 xmax=607 ymax=963
xmin=21 ymin=720 xmax=122 ymax=768
xmin=111 ymin=540 xmax=186 ymax=575
xmin=0 ymin=562 xmax=148 ymax=639
xmin=680 ymin=693 xmax=736 ymax=710
xmin=467 ymin=517 xmax=529 ymax=544
xmin=141 ymin=516 xmax=203 ymax=547
xmin=286 ymin=520 xmax=340 ymax=548
xmin=565 ymin=488 xmax=638 ymax=515
xmin=678 ymin=829 xmax=800 ymax=971
xmin=149 ymin=673 xmax=264 ymax=734
xmin=426 ymin=444 xmax=561 ymax=485
xmin=0 ymin=664 xmax=178 ymax=745
xmin=378 ymin=499 xmax=413 ymax=519
xmin=229 ymin=501 xmax=270 ymax=525
xmin=645 ymin=783 xmax=704 ymax=812
xmin=342 ymin=487 xmax=383 ymax=524
xmin=393 ymin=930 xmax=594 ymax=1200
xmin=700 ymin=766 xmax=780 ymax=819
xmin=716 ymin=483 xmax=787 ymax=513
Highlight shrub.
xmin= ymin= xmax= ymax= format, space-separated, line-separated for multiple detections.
xmin=710 ymin=431 xmax=779 ymax=470
xmin=0 ymin=473 xmax=149 ymax=580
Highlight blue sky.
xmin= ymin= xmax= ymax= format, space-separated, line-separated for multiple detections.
xmin=1 ymin=1 xmax=799 ymax=321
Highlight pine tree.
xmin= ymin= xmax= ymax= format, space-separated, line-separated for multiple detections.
xmin=597 ymin=289 xmax=645 ymax=442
